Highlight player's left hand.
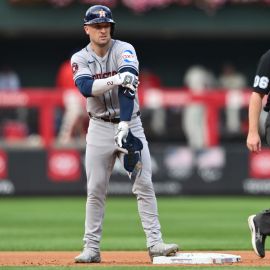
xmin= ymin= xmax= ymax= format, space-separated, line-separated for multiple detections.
xmin=114 ymin=121 xmax=129 ymax=148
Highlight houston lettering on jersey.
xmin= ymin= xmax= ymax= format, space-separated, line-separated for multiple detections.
xmin=93 ymin=71 xmax=117 ymax=80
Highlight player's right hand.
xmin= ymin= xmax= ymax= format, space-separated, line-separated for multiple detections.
xmin=247 ymin=132 xmax=261 ymax=153
xmin=117 ymin=72 xmax=139 ymax=92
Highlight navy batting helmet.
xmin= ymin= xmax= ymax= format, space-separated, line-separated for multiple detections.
xmin=84 ymin=5 xmax=115 ymax=25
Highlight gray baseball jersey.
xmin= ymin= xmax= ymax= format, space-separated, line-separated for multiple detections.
xmin=71 ymin=39 xmax=163 ymax=251
xmin=71 ymin=39 xmax=140 ymax=118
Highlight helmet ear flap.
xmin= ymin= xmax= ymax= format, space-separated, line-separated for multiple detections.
xmin=111 ymin=24 xmax=115 ymax=37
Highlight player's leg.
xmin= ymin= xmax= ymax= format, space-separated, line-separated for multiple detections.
xmin=75 ymin=120 xmax=116 ymax=263
xmin=129 ymin=117 xmax=178 ymax=259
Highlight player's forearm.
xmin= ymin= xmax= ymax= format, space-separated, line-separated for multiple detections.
xmin=248 ymin=92 xmax=264 ymax=134
xmin=118 ymin=90 xmax=134 ymax=121
xmin=91 ymin=74 xmax=122 ymax=96
xmin=75 ymin=74 xmax=122 ymax=97
xmin=117 ymin=67 xmax=137 ymax=122
xmin=92 ymin=71 xmax=138 ymax=97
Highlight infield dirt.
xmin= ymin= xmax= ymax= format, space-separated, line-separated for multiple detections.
xmin=0 ymin=251 xmax=268 ymax=267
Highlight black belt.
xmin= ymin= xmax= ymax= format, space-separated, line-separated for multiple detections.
xmin=89 ymin=111 xmax=140 ymax=123
xmin=100 ymin=117 xmax=120 ymax=123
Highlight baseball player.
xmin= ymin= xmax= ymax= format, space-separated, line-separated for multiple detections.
xmin=72 ymin=5 xmax=179 ymax=263
xmin=247 ymin=49 xmax=270 ymax=258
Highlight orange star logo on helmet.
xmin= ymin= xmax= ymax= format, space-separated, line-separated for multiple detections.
xmin=99 ymin=10 xmax=106 ymax=18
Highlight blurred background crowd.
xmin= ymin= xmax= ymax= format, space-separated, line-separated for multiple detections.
xmin=9 ymin=0 xmax=270 ymax=12
xmin=0 ymin=0 xmax=269 ymax=149
xmin=1 ymin=0 xmax=270 ymax=196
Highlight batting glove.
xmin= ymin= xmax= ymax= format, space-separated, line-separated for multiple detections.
xmin=117 ymin=72 xmax=139 ymax=92
xmin=114 ymin=121 xmax=129 ymax=148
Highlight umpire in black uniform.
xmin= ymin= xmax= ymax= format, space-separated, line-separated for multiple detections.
xmin=247 ymin=49 xmax=270 ymax=258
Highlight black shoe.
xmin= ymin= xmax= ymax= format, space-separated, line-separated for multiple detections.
xmin=248 ymin=215 xmax=266 ymax=258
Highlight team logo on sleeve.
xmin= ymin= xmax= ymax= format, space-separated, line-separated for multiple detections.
xmin=72 ymin=63 xmax=78 ymax=75
xmin=122 ymin=50 xmax=135 ymax=63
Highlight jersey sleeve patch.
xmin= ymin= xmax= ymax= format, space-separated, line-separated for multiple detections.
xmin=252 ymin=51 xmax=270 ymax=94
xmin=122 ymin=50 xmax=136 ymax=63
xmin=253 ymin=75 xmax=269 ymax=90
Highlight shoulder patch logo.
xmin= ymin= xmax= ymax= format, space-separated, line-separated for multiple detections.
xmin=122 ymin=50 xmax=135 ymax=63
xmin=72 ymin=63 xmax=78 ymax=75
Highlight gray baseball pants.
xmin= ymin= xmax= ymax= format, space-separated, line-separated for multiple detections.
xmin=83 ymin=116 xmax=163 ymax=250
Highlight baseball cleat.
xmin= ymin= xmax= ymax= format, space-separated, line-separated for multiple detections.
xmin=74 ymin=248 xmax=101 ymax=263
xmin=148 ymin=242 xmax=179 ymax=260
xmin=248 ymin=214 xmax=266 ymax=258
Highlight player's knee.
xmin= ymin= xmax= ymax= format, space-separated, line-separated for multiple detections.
xmin=132 ymin=177 xmax=155 ymax=197
xmin=87 ymin=181 xmax=107 ymax=199
xmin=87 ymin=191 xmax=106 ymax=203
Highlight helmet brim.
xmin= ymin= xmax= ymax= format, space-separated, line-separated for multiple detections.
xmin=84 ymin=18 xmax=115 ymax=25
